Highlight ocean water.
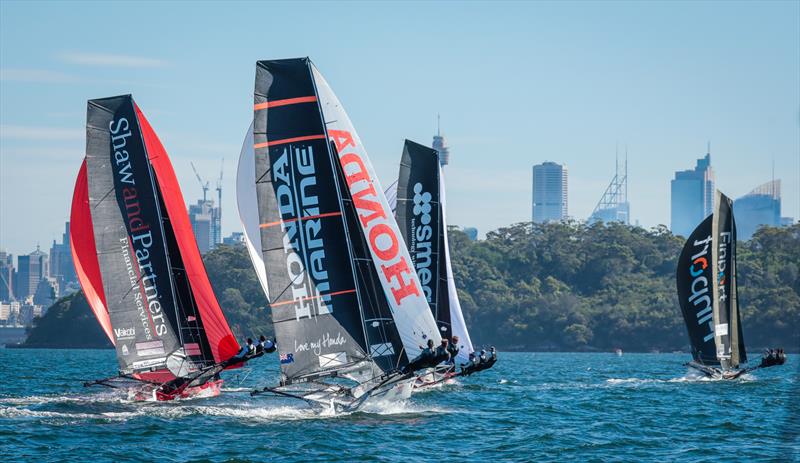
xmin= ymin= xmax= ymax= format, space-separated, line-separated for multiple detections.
xmin=0 ymin=349 xmax=797 ymax=462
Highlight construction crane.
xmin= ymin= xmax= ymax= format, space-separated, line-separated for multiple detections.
xmin=190 ymin=161 xmax=210 ymax=201
xmin=216 ymin=159 xmax=223 ymax=245
xmin=216 ymin=158 xmax=224 ymax=206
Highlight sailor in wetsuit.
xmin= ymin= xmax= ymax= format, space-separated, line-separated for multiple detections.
xmin=402 ymin=339 xmax=436 ymax=374
xmin=482 ymin=346 xmax=498 ymax=369
xmin=461 ymin=352 xmax=477 ymax=376
xmin=433 ymin=339 xmax=450 ymax=365
xmin=446 ymin=336 xmax=460 ymax=366
xmin=255 ymin=335 xmax=276 ymax=355
xmin=234 ymin=338 xmax=255 ymax=360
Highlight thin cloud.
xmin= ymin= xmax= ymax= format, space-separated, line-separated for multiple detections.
xmin=59 ymin=52 xmax=167 ymax=68
xmin=0 ymin=68 xmax=80 ymax=83
xmin=0 ymin=125 xmax=83 ymax=141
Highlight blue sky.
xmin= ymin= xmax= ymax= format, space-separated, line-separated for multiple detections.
xmin=1 ymin=1 xmax=798 ymax=257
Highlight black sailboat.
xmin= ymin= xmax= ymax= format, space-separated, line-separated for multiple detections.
xmin=394 ymin=140 xmax=493 ymax=388
xmin=677 ymin=190 xmax=785 ymax=378
xmin=242 ymin=58 xmax=441 ymax=410
xmin=71 ymin=95 xmax=243 ymax=400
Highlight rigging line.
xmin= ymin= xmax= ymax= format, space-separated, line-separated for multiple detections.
xmin=255 ymin=163 xmax=272 ymax=185
xmin=91 ymin=185 xmax=117 ymax=210
xmin=268 ymin=267 xmax=308 ymax=307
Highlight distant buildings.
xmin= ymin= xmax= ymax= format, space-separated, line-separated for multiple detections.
xmin=189 ymin=199 xmax=221 ymax=254
xmin=589 ymin=156 xmax=630 ymax=225
xmin=432 ymin=115 xmax=450 ymax=166
xmin=223 ymin=232 xmax=245 ymax=246
xmin=49 ymin=222 xmax=76 ymax=291
xmin=671 ymin=152 xmax=715 ymax=237
xmin=532 ymin=162 xmax=568 ymax=223
xmin=15 ymin=246 xmax=48 ymax=301
xmin=733 ymin=180 xmax=782 ymax=240
xmin=0 ymin=252 xmax=13 ymax=302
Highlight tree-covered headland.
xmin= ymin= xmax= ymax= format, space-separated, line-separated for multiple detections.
xmin=22 ymin=223 xmax=799 ymax=352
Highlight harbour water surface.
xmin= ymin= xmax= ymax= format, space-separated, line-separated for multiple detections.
xmin=0 ymin=349 xmax=797 ymax=462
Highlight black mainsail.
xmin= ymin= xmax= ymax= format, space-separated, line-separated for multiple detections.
xmin=395 ymin=140 xmax=473 ymax=361
xmin=712 ymin=190 xmax=746 ymax=368
xmin=677 ymin=190 xmax=745 ymax=371
xmin=78 ymin=95 xmax=239 ymax=382
xmin=249 ymin=59 xmax=439 ymax=389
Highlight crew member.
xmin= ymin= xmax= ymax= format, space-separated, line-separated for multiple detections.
xmin=446 ymin=336 xmax=460 ymax=364
xmin=402 ymin=339 xmax=436 ymax=374
xmin=234 ymin=338 xmax=255 ymax=359
xmin=461 ymin=352 xmax=477 ymax=376
xmin=433 ymin=339 xmax=450 ymax=365
xmin=255 ymin=335 xmax=276 ymax=355
xmin=483 ymin=346 xmax=498 ymax=369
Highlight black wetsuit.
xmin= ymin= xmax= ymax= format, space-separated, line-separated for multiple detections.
xmin=446 ymin=344 xmax=459 ymax=364
xmin=433 ymin=345 xmax=450 ymax=365
xmin=403 ymin=347 xmax=435 ymax=374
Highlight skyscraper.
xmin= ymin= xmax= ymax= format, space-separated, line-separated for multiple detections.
xmin=49 ymin=221 xmax=76 ymax=289
xmin=189 ymin=199 xmax=219 ymax=254
xmin=15 ymin=246 xmax=47 ymax=301
xmin=733 ymin=180 xmax=781 ymax=240
xmin=532 ymin=162 xmax=568 ymax=223
xmin=671 ymin=151 xmax=715 ymax=237
xmin=0 ymin=252 xmax=14 ymax=302
xmin=432 ymin=115 xmax=450 ymax=166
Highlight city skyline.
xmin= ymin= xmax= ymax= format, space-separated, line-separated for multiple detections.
xmin=1 ymin=2 xmax=799 ymax=256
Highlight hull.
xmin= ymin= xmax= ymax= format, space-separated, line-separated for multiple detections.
xmin=281 ymin=376 xmax=414 ymax=413
xmin=413 ymin=365 xmax=456 ymax=390
xmin=686 ymin=361 xmax=746 ymax=380
xmin=132 ymin=379 xmax=224 ymax=402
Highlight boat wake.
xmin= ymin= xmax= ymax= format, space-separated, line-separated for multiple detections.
xmin=605 ymin=372 xmax=757 ymax=386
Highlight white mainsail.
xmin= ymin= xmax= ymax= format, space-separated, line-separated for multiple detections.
xmin=235 ymin=121 xmax=270 ymax=301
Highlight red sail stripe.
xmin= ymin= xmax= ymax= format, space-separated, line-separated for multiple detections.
xmin=270 ymin=289 xmax=357 ymax=307
xmin=70 ymin=161 xmax=114 ymax=345
xmin=134 ymin=103 xmax=240 ymax=365
xmin=254 ymin=134 xmax=325 ymax=149
xmin=259 ymin=211 xmax=342 ymax=229
xmin=254 ymin=96 xmax=317 ymax=110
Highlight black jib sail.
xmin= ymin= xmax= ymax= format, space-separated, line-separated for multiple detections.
xmin=676 ymin=190 xmax=745 ymax=369
xmin=248 ymin=58 xmax=440 ymax=388
xmin=77 ymin=95 xmax=239 ymax=380
xmin=677 ymin=215 xmax=718 ymax=365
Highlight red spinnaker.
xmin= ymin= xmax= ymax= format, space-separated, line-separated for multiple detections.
xmin=134 ymin=104 xmax=239 ymax=363
xmin=70 ymin=160 xmax=114 ymax=345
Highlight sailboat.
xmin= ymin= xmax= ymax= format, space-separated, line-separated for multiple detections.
xmin=394 ymin=140 xmax=479 ymax=388
xmin=677 ymin=190 xmax=785 ymax=379
xmin=239 ymin=58 xmax=441 ymax=411
xmin=71 ymin=95 xmax=244 ymax=401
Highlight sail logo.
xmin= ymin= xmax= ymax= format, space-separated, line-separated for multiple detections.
xmin=329 ymin=129 xmax=420 ymax=306
xmin=272 ymin=145 xmax=332 ymax=320
xmin=717 ymin=232 xmax=731 ymax=304
xmin=114 ymin=327 xmax=136 ymax=339
xmin=411 ymin=182 xmax=434 ymax=302
xmin=110 ymin=117 xmax=169 ymax=340
xmin=687 ymin=235 xmax=714 ymax=343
